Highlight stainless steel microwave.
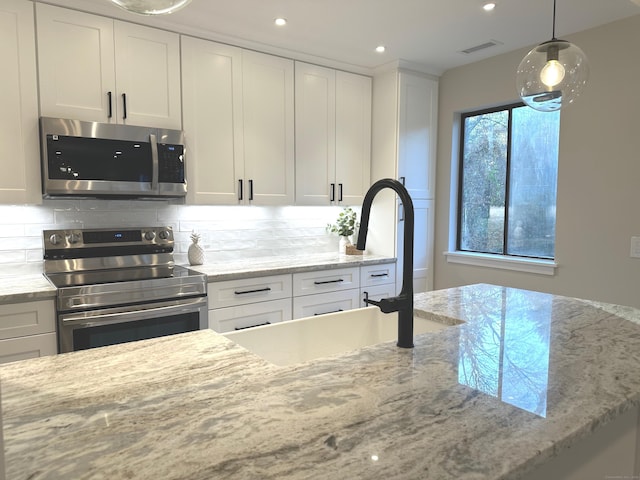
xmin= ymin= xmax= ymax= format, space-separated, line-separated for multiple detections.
xmin=40 ymin=117 xmax=187 ymax=199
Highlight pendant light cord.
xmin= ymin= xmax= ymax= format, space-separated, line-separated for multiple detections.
xmin=551 ymin=0 xmax=557 ymax=40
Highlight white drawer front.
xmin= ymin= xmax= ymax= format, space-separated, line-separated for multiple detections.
xmin=293 ymin=289 xmax=360 ymax=319
xmin=0 ymin=332 xmax=57 ymax=365
xmin=0 ymin=300 xmax=55 ymax=341
xmin=360 ymin=263 xmax=396 ymax=288
xmin=208 ymin=274 xmax=292 ymax=309
xmin=293 ymin=267 xmax=359 ymax=297
xmin=360 ymin=285 xmax=397 ymax=308
xmin=209 ymin=298 xmax=292 ymax=333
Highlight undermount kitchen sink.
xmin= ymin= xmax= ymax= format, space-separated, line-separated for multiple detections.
xmin=223 ymin=306 xmax=452 ymax=366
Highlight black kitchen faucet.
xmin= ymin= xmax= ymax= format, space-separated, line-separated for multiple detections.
xmin=357 ymin=178 xmax=415 ymax=348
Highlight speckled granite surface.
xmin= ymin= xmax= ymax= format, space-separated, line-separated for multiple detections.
xmin=0 ymin=254 xmax=394 ymax=304
xmin=2 ymin=283 xmax=640 ymax=479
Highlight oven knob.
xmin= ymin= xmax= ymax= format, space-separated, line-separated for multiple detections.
xmin=158 ymin=229 xmax=170 ymax=240
xmin=67 ymin=233 xmax=81 ymax=244
xmin=144 ymin=231 xmax=156 ymax=241
xmin=49 ymin=233 xmax=63 ymax=245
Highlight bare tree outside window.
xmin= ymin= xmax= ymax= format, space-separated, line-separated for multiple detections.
xmin=458 ymin=104 xmax=560 ymax=259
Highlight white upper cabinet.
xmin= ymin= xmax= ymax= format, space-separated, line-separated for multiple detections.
xmin=295 ymin=62 xmax=371 ymax=206
xmin=181 ymin=36 xmax=244 ymax=205
xmin=0 ymin=0 xmax=40 ymax=204
xmin=181 ymin=41 xmax=294 ymax=205
xmin=241 ymin=50 xmax=295 ymax=205
xmin=36 ymin=4 xmax=181 ymax=129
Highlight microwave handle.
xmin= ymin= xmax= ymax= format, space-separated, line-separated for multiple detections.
xmin=150 ymin=133 xmax=159 ymax=192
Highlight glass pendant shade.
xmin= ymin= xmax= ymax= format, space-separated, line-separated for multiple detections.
xmin=110 ymin=0 xmax=192 ymax=15
xmin=516 ymin=39 xmax=589 ymax=112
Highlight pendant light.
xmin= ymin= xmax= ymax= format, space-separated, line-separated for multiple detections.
xmin=110 ymin=0 xmax=192 ymax=15
xmin=516 ymin=0 xmax=589 ymax=112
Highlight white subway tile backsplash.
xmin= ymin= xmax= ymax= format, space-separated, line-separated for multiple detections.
xmin=0 ymin=201 xmax=349 ymax=266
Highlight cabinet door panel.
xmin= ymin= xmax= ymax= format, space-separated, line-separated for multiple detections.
xmin=36 ymin=4 xmax=115 ymax=123
xmin=209 ymin=298 xmax=292 ymax=333
xmin=208 ymin=274 xmax=292 ymax=309
xmin=114 ymin=21 xmax=181 ymax=129
xmin=182 ymin=37 xmax=243 ymax=204
xmin=293 ymin=267 xmax=359 ymax=297
xmin=396 ymin=198 xmax=434 ymax=293
xmin=293 ymin=289 xmax=360 ymax=319
xmin=0 ymin=300 xmax=56 ymax=340
xmin=336 ymin=71 xmax=371 ymax=205
xmin=295 ymin=62 xmax=335 ymax=205
xmin=0 ymin=0 xmax=40 ymax=204
xmin=242 ymin=50 xmax=294 ymax=205
xmin=0 ymin=333 xmax=57 ymax=365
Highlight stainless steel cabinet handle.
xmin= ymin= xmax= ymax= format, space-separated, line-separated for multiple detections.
xmin=234 ymin=321 xmax=271 ymax=330
xmin=313 ymin=279 xmax=344 ymax=285
xmin=234 ymin=287 xmax=271 ymax=295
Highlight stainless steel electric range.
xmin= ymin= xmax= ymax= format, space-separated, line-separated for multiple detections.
xmin=43 ymin=226 xmax=207 ymax=353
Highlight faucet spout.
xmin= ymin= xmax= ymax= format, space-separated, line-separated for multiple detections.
xmin=357 ymin=178 xmax=414 ymax=348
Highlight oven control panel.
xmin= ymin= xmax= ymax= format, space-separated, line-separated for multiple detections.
xmin=43 ymin=226 xmax=174 ymax=251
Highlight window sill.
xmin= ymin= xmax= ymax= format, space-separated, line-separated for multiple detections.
xmin=444 ymin=251 xmax=557 ymax=276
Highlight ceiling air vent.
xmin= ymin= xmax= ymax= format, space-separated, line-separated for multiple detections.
xmin=459 ymin=40 xmax=502 ymax=55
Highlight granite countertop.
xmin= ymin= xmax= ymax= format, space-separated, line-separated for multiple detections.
xmin=2 ymin=283 xmax=640 ymax=479
xmin=0 ymin=254 xmax=394 ymax=304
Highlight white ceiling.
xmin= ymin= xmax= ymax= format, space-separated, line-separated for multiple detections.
xmin=41 ymin=0 xmax=640 ymax=75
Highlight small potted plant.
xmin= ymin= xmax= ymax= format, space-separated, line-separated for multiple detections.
xmin=327 ymin=207 xmax=360 ymax=254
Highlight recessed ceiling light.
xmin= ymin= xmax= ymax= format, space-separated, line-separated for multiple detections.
xmin=274 ymin=18 xmax=287 ymax=26
xmin=375 ymin=45 xmax=386 ymax=53
xmin=483 ymin=2 xmax=496 ymax=11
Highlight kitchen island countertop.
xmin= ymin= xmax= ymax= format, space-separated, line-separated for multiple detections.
xmin=2 ymin=283 xmax=640 ymax=479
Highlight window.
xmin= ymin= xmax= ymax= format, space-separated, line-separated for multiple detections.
xmin=458 ymin=103 xmax=560 ymax=260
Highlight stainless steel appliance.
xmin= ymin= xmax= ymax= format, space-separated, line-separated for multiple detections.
xmin=43 ymin=226 xmax=207 ymax=353
xmin=40 ymin=117 xmax=187 ymax=198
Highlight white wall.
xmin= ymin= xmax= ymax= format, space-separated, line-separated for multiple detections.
xmin=434 ymin=14 xmax=640 ymax=308
xmin=0 ymin=201 xmax=347 ymax=275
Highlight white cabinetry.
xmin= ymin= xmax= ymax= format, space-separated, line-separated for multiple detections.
xmin=292 ymin=267 xmax=360 ymax=318
xmin=0 ymin=300 xmax=57 ymax=365
xmin=370 ymin=69 xmax=438 ymax=292
xmin=359 ymin=262 xmax=397 ymax=307
xmin=182 ymin=38 xmax=294 ymax=205
xmin=295 ymin=62 xmax=371 ymax=206
xmin=0 ymin=0 xmax=40 ymax=204
xmin=208 ymin=274 xmax=292 ymax=332
xmin=36 ymin=3 xmax=181 ymax=129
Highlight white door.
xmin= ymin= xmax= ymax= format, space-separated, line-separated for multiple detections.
xmin=114 ymin=21 xmax=181 ymax=129
xmin=242 ymin=50 xmax=294 ymax=205
xmin=182 ymin=37 xmax=244 ymax=204
xmin=36 ymin=4 xmax=116 ymax=123
xmin=0 ymin=0 xmax=40 ymax=204
xmin=335 ymin=71 xmax=372 ymax=205
xmin=294 ymin=62 xmax=336 ymax=205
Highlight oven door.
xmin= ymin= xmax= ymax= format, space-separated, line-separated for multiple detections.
xmin=58 ymin=296 xmax=207 ymax=353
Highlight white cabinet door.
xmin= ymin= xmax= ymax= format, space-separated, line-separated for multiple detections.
xmin=208 ymin=274 xmax=292 ymax=309
xmin=295 ymin=62 xmax=372 ymax=206
xmin=293 ymin=267 xmax=359 ymax=297
xmin=0 ymin=333 xmax=57 ymax=365
xmin=0 ymin=0 xmax=40 ymax=204
xmin=360 ymin=284 xmax=397 ymax=308
xmin=0 ymin=300 xmax=56 ymax=340
xmin=37 ymin=4 xmax=181 ymax=129
xmin=295 ymin=62 xmax=336 ymax=205
xmin=36 ymin=4 xmax=116 ymax=123
xmin=335 ymin=71 xmax=371 ymax=205
xmin=242 ymin=50 xmax=294 ymax=205
xmin=113 ymin=21 xmax=181 ymax=129
xmin=360 ymin=263 xmax=396 ymax=288
xmin=293 ymin=289 xmax=360 ymax=319
xmin=182 ymin=36 xmax=244 ymax=204
xmin=209 ymin=298 xmax=292 ymax=333
xmin=397 ymin=72 xmax=438 ymax=201
xmin=396 ymin=198 xmax=434 ymax=293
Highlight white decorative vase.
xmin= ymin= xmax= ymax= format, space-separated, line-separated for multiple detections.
xmin=339 ymin=236 xmax=352 ymax=254
xmin=188 ymin=232 xmax=205 ymax=266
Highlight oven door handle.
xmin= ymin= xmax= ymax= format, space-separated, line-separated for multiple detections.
xmin=60 ymin=297 xmax=206 ymax=328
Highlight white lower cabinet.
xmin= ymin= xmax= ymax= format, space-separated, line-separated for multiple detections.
xmin=293 ymin=289 xmax=360 ymax=319
xmin=0 ymin=300 xmax=57 ymax=365
xmin=209 ymin=298 xmax=292 ymax=333
xmin=359 ymin=262 xmax=397 ymax=307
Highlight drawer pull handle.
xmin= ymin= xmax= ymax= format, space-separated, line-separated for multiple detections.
xmin=314 ymin=309 xmax=343 ymax=316
xmin=370 ymin=273 xmax=389 ymax=278
xmin=313 ymin=279 xmax=344 ymax=285
xmin=234 ymin=287 xmax=272 ymax=295
xmin=234 ymin=321 xmax=271 ymax=330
